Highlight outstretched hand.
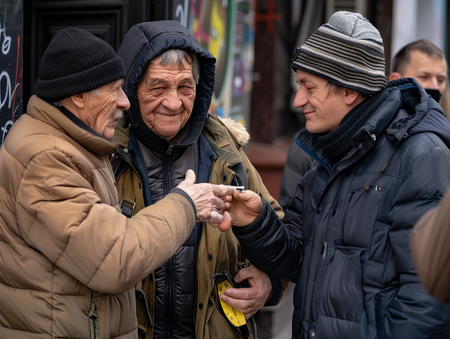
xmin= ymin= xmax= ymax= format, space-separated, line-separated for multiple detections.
xmin=218 ymin=190 xmax=263 ymax=231
xmin=176 ymin=170 xmax=236 ymax=226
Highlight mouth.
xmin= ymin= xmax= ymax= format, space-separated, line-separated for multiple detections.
xmin=155 ymin=111 xmax=181 ymax=116
xmin=107 ymin=120 xmax=118 ymax=128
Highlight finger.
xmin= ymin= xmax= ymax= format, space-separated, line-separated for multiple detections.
xmin=232 ymin=190 xmax=252 ymax=200
xmin=219 ymin=292 xmax=251 ymax=311
xmin=218 ymin=211 xmax=232 ymax=231
xmin=222 ymin=201 xmax=231 ymax=211
xmin=208 ymin=210 xmax=225 ymax=225
xmin=213 ymin=196 xmax=224 ymax=211
xmin=184 ymin=169 xmax=196 ymax=184
xmin=213 ymin=184 xmax=236 ymax=198
xmin=224 ymin=195 xmax=233 ymax=203
xmin=233 ymin=266 xmax=258 ymax=283
xmin=221 ymin=285 xmax=253 ymax=300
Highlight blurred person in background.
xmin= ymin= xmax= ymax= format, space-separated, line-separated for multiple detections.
xmin=388 ymin=39 xmax=447 ymax=107
xmin=410 ymin=185 xmax=450 ymax=304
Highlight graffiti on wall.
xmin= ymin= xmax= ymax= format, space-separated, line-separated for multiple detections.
xmin=0 ymin=0 xmax=23 ymax=147
xmin=172 ymin=0 xmax=254 ymax=127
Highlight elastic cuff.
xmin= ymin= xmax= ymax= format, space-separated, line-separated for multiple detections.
xmin=232 ymin=198 xmax=268 ymax=236
xmin=264 ymin=277 xmax=281 ymax=306
xmin=170 ymin=188 xmax=197 ymax=216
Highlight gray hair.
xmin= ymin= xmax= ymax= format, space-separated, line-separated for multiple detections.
xmin=52 ymin=87 xmax=101 ymax=107
xmin=157 ymin=49 xmax=200 ymax=84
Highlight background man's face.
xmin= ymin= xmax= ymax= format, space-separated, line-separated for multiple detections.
xmin=137 ymin=56 xmax=197 ymax=141
xmin=293 ymin=70 xmax=350 ymax=134
xmin=402 ymin=50 xmax=447 ymax=94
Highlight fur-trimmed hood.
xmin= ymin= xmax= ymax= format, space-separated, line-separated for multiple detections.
xmin=220 ymin=117 xmax=250 ymax=146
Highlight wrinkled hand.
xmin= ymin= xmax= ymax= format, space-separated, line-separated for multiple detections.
xmin=177 ymin=170 xmax=235 ymax=226
xmin=219 ymin=266 xmax=272 ymax=319
xmin=218 ymin=190 xmax=263 ymax=231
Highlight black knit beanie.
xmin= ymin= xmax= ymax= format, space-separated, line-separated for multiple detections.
xmin=35 ymin=27 xmax=126 ymax=102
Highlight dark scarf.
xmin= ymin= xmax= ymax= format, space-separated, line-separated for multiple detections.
xmin=316 ymin=90 xmax=388 ymax=160
xmin=132 ymin=119 xmax=191 ymax=157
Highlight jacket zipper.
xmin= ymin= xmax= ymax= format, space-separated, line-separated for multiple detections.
xmin=163 ymin=152 xmax=173 ymax=339
xmin=89 ymin=291 xmax=99 ymax=339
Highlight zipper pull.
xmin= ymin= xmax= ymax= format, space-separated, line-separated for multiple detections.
xmin=321 ymin=241 xmax=327 ymax=260
xmin=166 ymin=144 xmax=173 ymax=155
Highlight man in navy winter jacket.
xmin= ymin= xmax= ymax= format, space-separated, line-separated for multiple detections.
xmin=220 ymin=11 xmax=450 ymax=339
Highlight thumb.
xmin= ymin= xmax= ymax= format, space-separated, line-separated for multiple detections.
xmin=184 ymin=169 xmax=196 ymax=184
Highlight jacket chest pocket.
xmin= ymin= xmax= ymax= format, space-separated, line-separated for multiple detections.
xmin=338 ymin=184 xmax=386 ymax=247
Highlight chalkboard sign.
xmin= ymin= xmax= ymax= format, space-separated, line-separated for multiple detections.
xmin=0 ymin=0 xmax=22 ymax=147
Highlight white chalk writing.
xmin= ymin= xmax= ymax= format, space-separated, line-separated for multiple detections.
xmin=0 ymin=20 xmax=11 ymax=55
xmin=1 ymin=119 xmax=12 ymax=144
xmin=0 ymin=70 xmax=19 ymax=111
xmin=175 ymin=0 xmax=189 ymax=27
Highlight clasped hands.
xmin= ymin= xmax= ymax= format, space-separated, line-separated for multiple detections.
xmin=176 ymin=169 xmax=263 ymax=230
xmin=177 ymin=170 xmax=271 ymax=317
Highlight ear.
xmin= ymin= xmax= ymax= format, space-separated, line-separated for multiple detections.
xmin=70 ymin=92 xmax=86 ymax=109
xmin=343 ymin=88 xmax=360 ymax=105
xmin=388 ymin=72 xmax=402 ymax=82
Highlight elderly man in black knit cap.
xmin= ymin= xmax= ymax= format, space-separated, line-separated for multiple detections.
xmin=0 ymin=27 xmax=235 ymax=338
xmin=219 ymin=11 xmax=450 ymax=339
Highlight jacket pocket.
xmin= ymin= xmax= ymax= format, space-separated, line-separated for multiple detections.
xmin=320 ymin=246 xmax=367 ymax=324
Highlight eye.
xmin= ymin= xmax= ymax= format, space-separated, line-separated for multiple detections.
xmin=152 ymin=87 xmax=166 ymax=94
xmin=179 ymin=85 xmax=195 ymax=95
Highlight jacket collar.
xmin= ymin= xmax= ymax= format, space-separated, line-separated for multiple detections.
xmin=27 ymin=95 xmax=117 ymax=156
xmin=297 ymin=77 xmax=450 ymax=174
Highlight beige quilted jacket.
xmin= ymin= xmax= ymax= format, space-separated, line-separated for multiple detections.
xmin=0 ymin=96 xmax=196 ymax=338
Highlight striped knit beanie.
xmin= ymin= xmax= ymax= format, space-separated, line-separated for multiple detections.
xmin=291 ymin=11 xmax=387 ymax=95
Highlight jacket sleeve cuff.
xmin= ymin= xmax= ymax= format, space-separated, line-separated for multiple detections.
xmin=170 ymin=188 xmax=197 ymax=216
xmin=264 ymin=277 xmax=281 ymax=306
xmin=232 ymin=198 xmax=268 ymax=236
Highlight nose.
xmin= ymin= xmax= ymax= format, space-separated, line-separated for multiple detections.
xmin=162 ymin=88 xmax=183 ymax=111
xmin=293 ymin=86 xmax=308 ymax=108
xmin=117 ymin=87 xmax=130 ymax=110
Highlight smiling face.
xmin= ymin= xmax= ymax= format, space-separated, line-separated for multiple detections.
xmin=401 ymin=50 xmax=447 ymax=94
xmin=136 ymin=56 xmax=197 ymax=141
xmin=82 ymin=79 xmax=130 ymax=140
xmin=293 ymin=70 xmax=351 ymax=134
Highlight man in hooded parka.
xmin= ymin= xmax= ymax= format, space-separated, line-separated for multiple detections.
xmin=111 ymin=21 xmax=287 ymax=339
